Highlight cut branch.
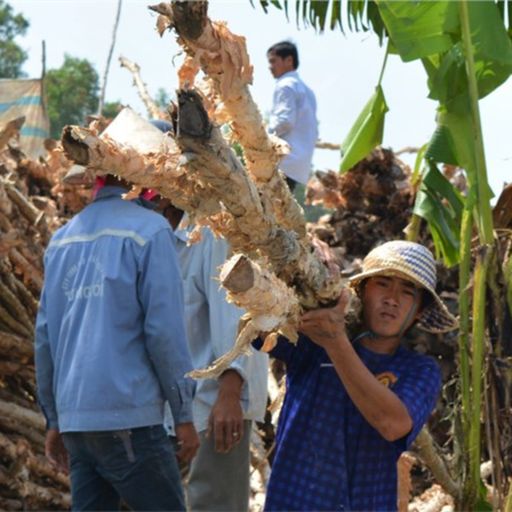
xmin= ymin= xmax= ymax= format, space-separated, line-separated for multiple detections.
xmin=119 ymin=55 xmax=167 ymax=120
xmin=412 ymin=427 xmax=459 ymax=498
xmin=175 ymin=89 xmax=344 ymax=307
xmin=0 ymin=117 xmax=25 ymax=151
xmin=61 ymin=124 xmax=219 ymax=222
xmin=158 ymin=0 xmax=306 ymax=238
xmin=189 ymin=254 xmax=300 ymax=379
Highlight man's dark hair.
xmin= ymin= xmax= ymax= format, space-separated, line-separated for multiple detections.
xmin=267 ymin=41 xmax=299 ymax=69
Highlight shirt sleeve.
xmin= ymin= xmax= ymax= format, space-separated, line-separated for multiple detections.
xmin=34 ymin=283 xmax=59 ymax=430
xmin=203 ymin=234 xmax=250 ymax=385
xmin=138 ymin=227 xmax=196 ymax=424
xmin=268 ymin=84 xmax=297 ymax=137
xmin=252 ymin=333 xmax=317 ymax=371
xmin=392 ymin=356 xmax=442 ymax=450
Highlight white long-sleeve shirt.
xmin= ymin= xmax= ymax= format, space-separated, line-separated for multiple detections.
xmin=269 ymin=70 xmax=318 ymax=185
xmin=167 ymin=223 xmax=268 ymax=433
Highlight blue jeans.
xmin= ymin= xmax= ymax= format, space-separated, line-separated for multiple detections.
xmin=62 ymin=425 xmax=185 ymax=511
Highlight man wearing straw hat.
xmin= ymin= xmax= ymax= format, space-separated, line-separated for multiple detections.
xmin=255 ymin=240 xmax=457 ymax=511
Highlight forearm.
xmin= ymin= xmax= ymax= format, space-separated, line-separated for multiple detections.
xmin=35 ymin=329 xmax=59 ymax=428
xmin=326 ymin=336 xmax=412 ymax=441
xmin=218 ymin=369 xmax=243 ymax=399
xmin=148 ymin=341 xmax=195 ymax=423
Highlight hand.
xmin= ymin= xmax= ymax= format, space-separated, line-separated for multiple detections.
xmin=175 ymin=422 xmax=200 ymax=464
xmin=299 ymin=289 xmax=351 ymax=350
xmin=45 ymin=429 xmax=69 ymax=474
xmin=207 ymin=370 xmax=244 ymax=453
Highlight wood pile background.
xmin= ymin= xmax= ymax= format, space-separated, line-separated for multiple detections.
xmin=0 ymin=119 xmax=91 ymax=510
xmin=1 ymin=114 xmax=510 ymax=510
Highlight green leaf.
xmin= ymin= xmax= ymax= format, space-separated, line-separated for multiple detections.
xmin=423 ymin=159 xmax=464 ymax=219
xmin=425 ymin=43 xmax=466 ymax=103
xmin=413 ymin=161 xmax=464 ymax=266
xmin=253 ymin=1 xmax=387 ymax=37
xmin=339 ymin=85 xmax=388 ymax=172
xmin=431 ymin=99 xmax=494 ymax=205
xmin=467 ymin=0 xmax=512 ymax=98
xmin=377 ymin=1 xmax=459 ymax=62
xmin=475 ymin=479 xmax=493 ymax=511
xmin=422 ymin=2 xmax=512 ymax=105
xmin=425 ymin=122 xmax=458 ymax=165
xmin=309 ymin=0 xmax=328 ymax=30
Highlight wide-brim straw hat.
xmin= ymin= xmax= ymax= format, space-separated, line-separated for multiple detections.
xmin=349 ymin=240 xmax=458 ymax=333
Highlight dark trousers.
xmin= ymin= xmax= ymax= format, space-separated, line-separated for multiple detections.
xmin=62 ymin=425 xmax=185 ymax=512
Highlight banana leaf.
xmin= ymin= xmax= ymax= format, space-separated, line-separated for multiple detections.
xmin=255 ymin=0 xmax=387 ymax=40
xmin=413 ymin=161 xmax=464 ymax=266
xmin=377 ymin=1 xmax=459 ymax=62
xmin=339 ymin=85 xmax=388 ymax=173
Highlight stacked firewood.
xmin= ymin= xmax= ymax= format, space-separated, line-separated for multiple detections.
xmin=306 ymin=147 xmax=416 ymax=260
xmin=0 ymin=119 xmax=86 ymax=510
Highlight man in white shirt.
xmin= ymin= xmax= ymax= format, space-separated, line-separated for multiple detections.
xmin=267 ymin=41 xmax=318 ymax=189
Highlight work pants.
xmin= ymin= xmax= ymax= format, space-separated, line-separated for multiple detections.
xmin=63 ymin=425 xmax=185 ymax=511
xmin=187 ymin=419 xmax=252 ymax=511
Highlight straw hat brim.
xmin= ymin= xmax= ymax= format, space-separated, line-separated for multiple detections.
xmin=349 ymin=268 xmax=458 ymax=334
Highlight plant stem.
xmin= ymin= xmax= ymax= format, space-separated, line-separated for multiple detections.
xmin=377 ymin=40 xmax=389 ymax=86
xmin=459 ymin=0 xmax=495 ymax=506
xmin=458 ymin=206 xmax=472 ymax=437
xmin=458 ymin=1 xmax=494 ymax=245
xmin=468 ymin=248 xmax=491 ymax=496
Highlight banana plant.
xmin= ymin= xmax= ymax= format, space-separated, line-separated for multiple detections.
xmin=256 ymin=0 xmax=512 ymax=509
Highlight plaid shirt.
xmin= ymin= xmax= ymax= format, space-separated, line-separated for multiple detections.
xmin=257 ymin=334 xmax=441 ymax=511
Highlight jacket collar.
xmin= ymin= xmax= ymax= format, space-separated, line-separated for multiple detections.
xmin=93 ymin=185 xmax=128 ymax=201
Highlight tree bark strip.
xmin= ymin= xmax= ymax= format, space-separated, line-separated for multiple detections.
xmin=150 ymin=0 xmax=306 ymax=238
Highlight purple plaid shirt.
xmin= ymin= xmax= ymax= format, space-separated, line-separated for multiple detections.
xmin=256 ymin=334 xmax=441 ymax=511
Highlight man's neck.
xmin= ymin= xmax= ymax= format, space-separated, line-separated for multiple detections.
xmin=359 ymin=334 xmax=401 ymax=355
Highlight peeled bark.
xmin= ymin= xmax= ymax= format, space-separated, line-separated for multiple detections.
xmin=150 ymin=0 xmax=306 ymax=238
xmin=190 ymin=254 xmax=300 ymax=379
xmin=175 ymin=89 xmax=344 ymax=308
xmin=0 ymin=117 xmax=25 ymax=150
xmin=61 ymin=124 xmax=221 ymax=224
xmin=62 ymin=89 xmax=344 ymax=379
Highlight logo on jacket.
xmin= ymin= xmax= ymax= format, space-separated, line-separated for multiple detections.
xmin=375 ymin=371 xmax=398 ymax=388
xmin=62 ymin=257 xmax=105 ymax=301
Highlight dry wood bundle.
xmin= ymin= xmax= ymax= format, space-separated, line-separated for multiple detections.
xmin=149 ymin=1 xmax=306 ymax=238
xmin=62 ymin=92 xmax=345 ymax=377
xmin=306 ymin=147 xmax=415 ymax=260
xmin=62 ymin=1 xmax=347 ymax=379
xmin=0 ymin=119 xmax=71 ymax=509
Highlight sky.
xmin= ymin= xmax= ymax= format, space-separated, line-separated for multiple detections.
xmin=11 ymin=0 xmax=512 ymax=199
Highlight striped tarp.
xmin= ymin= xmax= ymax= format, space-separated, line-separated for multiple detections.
xmin=0 ymin=79 xmax=49 ymax=159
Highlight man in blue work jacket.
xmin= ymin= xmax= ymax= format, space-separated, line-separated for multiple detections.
xmin=35 ymin=172 xmax=198 ymax=511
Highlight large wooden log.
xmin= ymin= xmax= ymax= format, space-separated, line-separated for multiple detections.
xmin=175 ymin=89 xmax=344 ymax=307
xmin=190 ymin=253 xmax=300 ymax=379
xmin=150 ymin=0 xmax=306 ymax=238
xmin=60 ymin=124 xmax=221 ymax=225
